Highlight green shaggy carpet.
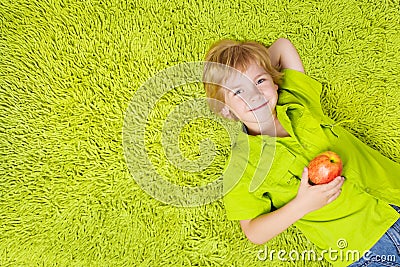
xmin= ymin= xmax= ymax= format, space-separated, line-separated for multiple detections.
xmin=1 ymin=0 xmax=400 ymax=266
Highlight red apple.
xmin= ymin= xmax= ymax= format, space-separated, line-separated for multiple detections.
xmin=308 ymin=151 xmax=343 ymax=185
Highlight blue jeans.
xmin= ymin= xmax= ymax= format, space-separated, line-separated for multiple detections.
xmin=348 ymin=204 xmax=400 ymax=267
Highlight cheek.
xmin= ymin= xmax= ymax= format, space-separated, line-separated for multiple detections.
xmin=260 ymin=83 xmax=279 ymax=95
xmin=229 ymin=99 xmax=245 ymax=112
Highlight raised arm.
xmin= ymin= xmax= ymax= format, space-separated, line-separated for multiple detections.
xmin=240 ymin=168 xmax=344 ymax=245
xmin=267 ymin=38 xmax=305 ymax=73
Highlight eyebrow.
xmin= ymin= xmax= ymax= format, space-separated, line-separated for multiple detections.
xmin=254 ymin=72 xmax=268 ymax=81
xmin=226 ymin=72 xmax=268 ymax=90
xmin=227 ymin=85 xmax=244 ymax=92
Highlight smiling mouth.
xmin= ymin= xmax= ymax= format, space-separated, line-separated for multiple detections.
xmin=249 ymin=101 xmax=269 ymax=112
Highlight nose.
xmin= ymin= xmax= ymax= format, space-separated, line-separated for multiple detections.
xmin=249 ymin=90 xmax=264 ymax=103
xmin=243 ymin=91 xmax=264 ymax=110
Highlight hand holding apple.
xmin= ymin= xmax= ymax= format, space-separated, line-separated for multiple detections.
xmin=308 ymin=151 xmax=343 ymax=185
xmin=294 ymin=167 xmax=344 ymax=214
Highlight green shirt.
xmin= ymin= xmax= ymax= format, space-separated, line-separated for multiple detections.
xmin=223 ymin=69 xmax=400 ymax=266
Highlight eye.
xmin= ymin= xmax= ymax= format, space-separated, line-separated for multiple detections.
xmin=233 ymin=89 xmax=244 ymax=96
xmin=256 ymin=78 xmax=266 ymax=85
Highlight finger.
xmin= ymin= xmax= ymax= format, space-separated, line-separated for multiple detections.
xmin=322 ymin=176 xmax=344 ymax=191
xmin=301 ymin=167 xmax=309 ymax=185
xmin=325 ymin=179 xmax=344 ymax=198
xmin=327 ymin=188 xmax=342 ymax=204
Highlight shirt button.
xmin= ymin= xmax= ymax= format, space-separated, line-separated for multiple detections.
xmin=365 ymin=187 xmax=370 ymax=193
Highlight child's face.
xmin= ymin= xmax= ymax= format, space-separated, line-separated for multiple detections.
xmin=222 ymin=61 xmax=279 ymax=124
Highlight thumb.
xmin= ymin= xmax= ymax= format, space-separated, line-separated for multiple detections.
xmin=301 ymin=167 xmax=309 ymax=186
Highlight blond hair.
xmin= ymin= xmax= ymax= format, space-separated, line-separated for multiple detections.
xmin=203 ymin=39 xmax=283 ymax=115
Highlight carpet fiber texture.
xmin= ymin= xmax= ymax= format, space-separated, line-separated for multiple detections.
xmin=1 ymin=0 xmax=400 ymax=266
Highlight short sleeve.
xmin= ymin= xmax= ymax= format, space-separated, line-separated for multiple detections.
xmin=222 ymin=133 xmax=272 ymax=220
xmin=223 ymin=182 xmax=272 ymax=220
xmin=279 ymin=69 xmax=323 ymax=112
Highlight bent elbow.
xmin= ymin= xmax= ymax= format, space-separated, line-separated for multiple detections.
xmin=244 ymin=231 xmax=270 ymax=245
xmin=240 ymin=219 xmax=272 ymax=245
xmin=249 ymin=238 xmax=265 ymax=246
